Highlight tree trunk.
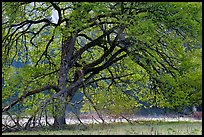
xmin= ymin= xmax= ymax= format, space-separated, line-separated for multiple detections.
xmin=53 ymin=32 xmax=76 ymax=126
xmin=53 ymin=94 xmax=67 ymax=126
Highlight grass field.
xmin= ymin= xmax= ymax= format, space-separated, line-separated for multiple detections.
xmin=2 ymin=121 xmax=202 ymax=135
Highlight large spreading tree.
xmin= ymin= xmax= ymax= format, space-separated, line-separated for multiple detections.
xmin=2 ymin=2 xmax=202 ymax=129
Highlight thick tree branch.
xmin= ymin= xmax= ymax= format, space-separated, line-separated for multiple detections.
xmin=70 ymin=26 xmax=119 ymax=67
xmin=2 ymin=85 xmax=60 ymax=112
xmin=74 ymin=26 xmax=126 ymax=71
xmin=84 ymin=48 xmax=126 ymax=75
xmin=83 ymin=42 xmax=116 ymax=69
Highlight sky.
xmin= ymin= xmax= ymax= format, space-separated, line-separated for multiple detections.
xmin=51 ymin=9 xmax=59 ymax=24
xmin=30 ymin=2 xmax=59 ymax=24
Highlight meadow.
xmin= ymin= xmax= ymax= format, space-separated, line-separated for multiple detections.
xmin=2 ymin=121 xmax=202 ymax=135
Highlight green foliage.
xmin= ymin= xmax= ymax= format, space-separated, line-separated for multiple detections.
xmin=2 ymin=2 xmax=202 ymax=121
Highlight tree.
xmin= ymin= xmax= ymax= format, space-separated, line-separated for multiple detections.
xmin=2 ymin=2 xmax=202 ymax=129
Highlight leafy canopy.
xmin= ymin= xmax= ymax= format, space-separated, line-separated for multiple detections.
xmin=2 ymin=2 xmax=202 ymax=117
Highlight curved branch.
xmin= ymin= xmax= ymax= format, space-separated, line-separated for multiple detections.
xmin=35 ymin=28 xmax=55 ymax=67
xmin=77 ymin=33 xmax=93 ymax=41
xmin=74 ymin=25 xmax=118 ymax=57
xmin=87 ymin=73 xmax=134 ymax=86
xmin=83 ymin=42 xmax=116 ymax=69
xmin=84 ymin=48 xmax=127 ymax=75
xmin=33 ymin=69 xmax=59 ymax=80
xmin=82 ymin=81 xmax=105 ymax=123
xmin=11 ymin=18 xmax=56 ymax=28
xmin=2 ymin=85 xmax=60 ymax=112
xmin=3 ymin=19 xmax=56 ymax=62
xmin=30 ymin=23 xmax=50 ymax=47
xmin=70 ymin=26 xmax=119 ymax=69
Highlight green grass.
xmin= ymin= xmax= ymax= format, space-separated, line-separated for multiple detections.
xmin=2 ymin=121 xmax=202 ymax=135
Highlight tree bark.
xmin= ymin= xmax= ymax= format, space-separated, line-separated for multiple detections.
xmin=53 ymin=32 xmax=77 ymax=126
xmin=53 ymin=96 xmax=67 ymax=126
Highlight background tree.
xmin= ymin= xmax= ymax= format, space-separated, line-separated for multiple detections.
xmin=2 ymin=2 xmax=202 ymax=129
